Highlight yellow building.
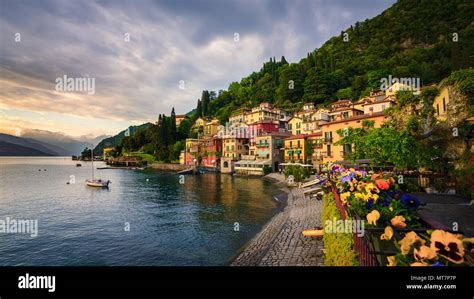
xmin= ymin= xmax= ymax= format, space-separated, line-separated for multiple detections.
xmin=103 ymin=147 xmax=115 ymax=159
xmin=433 ymin=86 xmax=450 ymax=121
xmin=229 ymin=108 xmax=249 ymax=125
xmin=284 ymin=134 xmax=308 ymax=163
xmin=320 ymin=112 xmax=386 ymax=163
xmin=287 ymin=116 xmax=302 ymax=135
xmin=222 ymin=136 xmax=248 ymax=159
xmin=203 ymin=118 xmax=220 ymax=137
xmin=306 ymin=132 xmax=324 ymax=166
xmin=194 ymin=117 xmax=207 ymax=127
xmin=245 ymin=102 xmax=280 ymax=125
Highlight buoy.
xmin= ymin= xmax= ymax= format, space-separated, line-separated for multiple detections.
xmin=146 ymin=178 xmax=149 ymax=182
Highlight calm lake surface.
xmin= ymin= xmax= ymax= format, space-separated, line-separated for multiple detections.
xmin=0 ymin=157 xmax=281 ymax=266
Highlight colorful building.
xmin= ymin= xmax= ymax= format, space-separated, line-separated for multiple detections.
xmin=320 ymin=112 xmax=386 ymax=163
xmin=360 ymin=95 xmax=396 ymax=115
xmin=245 ymin=102 xmax=280 ymax=125
xmin=248 ymin=120 xmax=281 ymax=146
xmin=284 ymin=134 xmax=308 ymax=163
xmin=287 ymin=116 xmax=303 ymax=135
xmin=222 ymin=136 xmax=249 ymax=159
xmin=255 ymin=131 xmax=290 ymax=171
xmin=184 ymin=138 xmax=203 ymax=165
xmin=202 ymin=118 xmax=220 ymax=138
xmin=229 ymin=108 xmax=249 ymax=126
xmin=200 ymin=136 xmax=222 ymax=168
xmin=328 ymin=100 xmax=364 ymax=122
xmin=306 ymin=132 xmax=324 ymax=167
xmin=433 ymin=85 xmax=450 ymax=121
xmin=175 ymin=114 xmax=189 ymax=127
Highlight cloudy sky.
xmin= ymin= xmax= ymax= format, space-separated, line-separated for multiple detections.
xmin=0 ymin=0 xmax=395 ymax=137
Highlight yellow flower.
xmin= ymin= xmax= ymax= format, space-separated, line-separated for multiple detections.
xmin=340 ymin=192 xmax=351 ymax=204
xmin=365 ymin=183 xmax=380 ymax=195
xmin=414 ymin=245 xmax=437 ymax=261
xmin=366 ymin=210 xmax=380 ymax=226
xmin=355 ymin=171 xmax=362 ymax=177
xmin=387 ymin=256 xmax=397 ymax=266
xmin=389 ymin=206 xmax=393 ymax=212
xmin=430 ymin=230 xmax=465 ymax=264
xmin=349 ymin=182 xmax=355 ymax=192
xmin=390 ymin=215 xmax=407 ymax=229
xmin=380 ymin=226 xmax=394 ymax=241
xmin=349 ymin=168 xmax=355 ymax=172
xmin=399 ymin=231 xmax=425 ymax=255
xmin=354 ymin=192 xmax=365 ymax=201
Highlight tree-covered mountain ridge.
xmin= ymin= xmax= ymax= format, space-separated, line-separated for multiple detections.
xmin=196 ymin=0 xmax=473 ymax=123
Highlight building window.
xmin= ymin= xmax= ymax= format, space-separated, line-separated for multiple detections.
xmin=442 ymin=97 xmax=446 ymax=113
xmin=436 ymin=104 xmax=440 ymax=116
xmin=327 ymin=144 xmax=332 ymax=157
xmin=343 ymin=112 xmax=349 ymax=119
xmin=343 ymin=144 xmax=352 ymax=155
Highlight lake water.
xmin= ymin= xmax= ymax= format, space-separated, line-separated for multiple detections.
xmin=0 ymin=157 xmax=281 ymax=266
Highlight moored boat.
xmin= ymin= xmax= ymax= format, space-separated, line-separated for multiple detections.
xmin=85 ymin=146 xmax=110 ymax=188
xmin=86 ymin=179 xmax=110 ymax=188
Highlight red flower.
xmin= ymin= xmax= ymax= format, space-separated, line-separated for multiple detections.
xmin=376 ymin=179 xmax=389 ymax=190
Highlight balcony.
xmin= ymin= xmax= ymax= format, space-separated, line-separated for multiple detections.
xmin=256 ymin=143 xmax=270 ymax=148
xmin=324 ymin=137 xmax=333 ymax=143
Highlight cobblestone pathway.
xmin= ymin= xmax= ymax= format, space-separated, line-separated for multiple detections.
xmin=231 ymin=186 xmax=324 ymax=266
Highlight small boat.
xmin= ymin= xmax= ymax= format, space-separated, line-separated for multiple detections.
xmin=301 ymin=178 xmax=321 ymax=188
xmin=76 ymin=163 xmax=82 ymax=167
xmin=177 ymin=168 xmax=193 ymax=175
xmin=85 ymin=146 xmax=110 ymax=188
xmin=86 ymin=179 xmax=111 ymax=188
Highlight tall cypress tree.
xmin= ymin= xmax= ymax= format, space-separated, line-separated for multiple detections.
xmin=170 ymin=107 xmax=177 ymax=141
xmin=201 ymin=90 xmax=210 ymax=117
xmin=196 ymin=99 xmax=202 ymax=118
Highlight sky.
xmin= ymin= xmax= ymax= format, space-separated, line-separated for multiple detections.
xmin=0 ymin=0 xmax=396 ymax=138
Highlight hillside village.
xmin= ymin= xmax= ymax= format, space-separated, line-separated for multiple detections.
xmin=177 ymin=80 xmax=470 ymax=176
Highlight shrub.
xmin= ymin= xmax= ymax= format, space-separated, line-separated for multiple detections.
xmin=262 ymin=165 xmax=272 ymax=175
xmin=322 ymin=193 xmax=359 ymax=266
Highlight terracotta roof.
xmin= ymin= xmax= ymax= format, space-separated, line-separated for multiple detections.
xmin=285 ymin=134 xmax=309 ymax=140
xmin=321 ymin=111 xmax=385 ymax=126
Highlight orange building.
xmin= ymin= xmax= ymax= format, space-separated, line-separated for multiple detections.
xmin=320 ymin=112 xmax=386 ymax=163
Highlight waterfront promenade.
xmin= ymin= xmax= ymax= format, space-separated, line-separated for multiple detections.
xmin=232 ymin=173 xmax=324 ymax=266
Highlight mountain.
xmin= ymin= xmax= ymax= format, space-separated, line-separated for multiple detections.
xmin=201 ymin=0 xmax=474 ymax=122
xmin=0 ymin=141 xmax=54 ymax=156
xmin=94 ymin=123 xmax=152 ymax=155
xmin=20 ymin=129 xmax=110 ymax=155
xmin=0 ymin=133 xmax=66 ymax=156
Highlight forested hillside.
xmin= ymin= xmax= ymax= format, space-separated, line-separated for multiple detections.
xmin=196 ymin=0 xmax=474 ymax=122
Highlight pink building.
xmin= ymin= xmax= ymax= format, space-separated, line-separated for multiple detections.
xmin=201 ymin=137 xmax=222 ymax=168
xmin=248 ymin=120 xmax=281 ymax=145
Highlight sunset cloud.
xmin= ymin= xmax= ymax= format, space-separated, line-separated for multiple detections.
xmin=0 ymin=0 xmax=395 ymax=136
